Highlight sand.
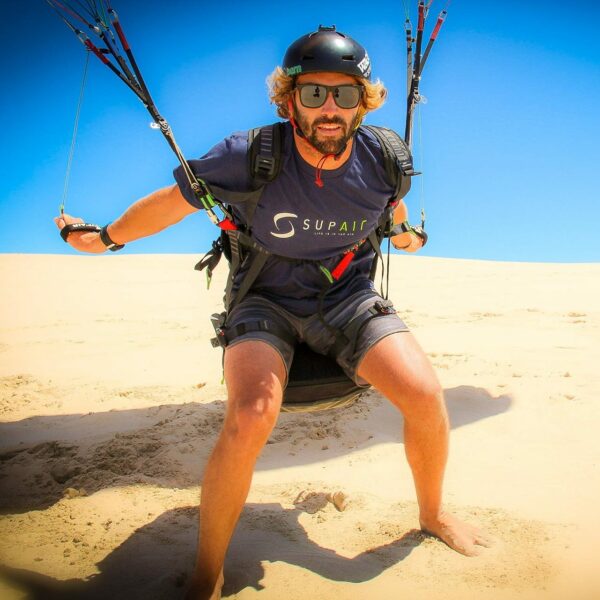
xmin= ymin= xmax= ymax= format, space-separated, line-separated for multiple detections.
xmin=0 ymin=253 xmax=599 ymax=600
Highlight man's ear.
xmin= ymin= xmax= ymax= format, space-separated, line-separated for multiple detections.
xmin=287 ymin=97 xmax=295 ymax=119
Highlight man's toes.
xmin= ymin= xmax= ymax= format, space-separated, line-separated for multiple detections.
xmin=474 ymin=533 xmax=493 ymax=547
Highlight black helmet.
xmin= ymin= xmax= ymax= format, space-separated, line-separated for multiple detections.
xmin=283 ymin=25 xmax=371 ymax=81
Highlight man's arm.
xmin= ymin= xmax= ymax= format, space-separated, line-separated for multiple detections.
xmin=390 ymin=198 xmax=424 ymax=253
xmin=55 ymin=184 xmax=198 ymax=253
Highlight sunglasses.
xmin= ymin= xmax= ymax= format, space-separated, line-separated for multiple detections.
xmin=295 ymin=83 xmax=364 ymax=109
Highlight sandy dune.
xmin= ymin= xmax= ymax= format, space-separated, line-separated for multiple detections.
xmin=1 ymin=254 xmax=599 ymax=599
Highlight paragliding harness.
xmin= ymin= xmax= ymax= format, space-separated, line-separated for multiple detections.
xmin=49 ymin=0 xmax=446 ymax=411
xmin=194 ymin=122 xmax=418 ymax=412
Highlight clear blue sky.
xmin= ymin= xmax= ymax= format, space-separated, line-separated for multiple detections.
xmin=2 ymin=0 xmax=599 ymax=262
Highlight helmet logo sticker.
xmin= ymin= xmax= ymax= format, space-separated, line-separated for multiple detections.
xmin=357 ymin=53 xmax=371 ymax=77
xmin=286 ymin=65 xmax=303 ymax=76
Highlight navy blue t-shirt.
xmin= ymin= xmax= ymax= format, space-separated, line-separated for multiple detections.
xmin=174 ymin=122 xmax=396 ymax=316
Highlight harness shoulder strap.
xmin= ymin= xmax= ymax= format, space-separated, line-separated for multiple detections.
xmin=245 ymin=122 xmax=285 ymax=227
xmin=248 ymin=122 xmax=285 ymax=184
xmin=216 ymin=123 xmax=286 ymax=312
xmin=362 ymin=124 xmax=415 ymax=200
xmin=360 ymin=125 xmax=416 ymax=296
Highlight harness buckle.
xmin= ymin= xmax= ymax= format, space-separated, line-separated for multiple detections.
xmin=254 ymin=154 xmax=277 ymax=179
xmin=374 ymin=300 xmax=397 ymax=315
xmin=210 ymin=312 xmax=228 ymax=348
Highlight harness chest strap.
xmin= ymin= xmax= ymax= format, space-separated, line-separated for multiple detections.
xmin=226 ymin=231 xmax=368 ymax=313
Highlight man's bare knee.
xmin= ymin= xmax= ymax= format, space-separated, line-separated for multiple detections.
xmin=359 ymin=333 xmax=446 ymax=423
xmin=221 ymin=340 xmax=286 ymax=450
xmin=401 ymin=384 xmax=447 ymax=427
xmin=223 ymin=396 xmax=280 ymax=445
xmin=224 ymin=340 xmax=287 ymax=395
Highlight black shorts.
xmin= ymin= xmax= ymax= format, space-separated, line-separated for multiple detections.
xmin=226 ymin=289 xmax=409 ymax=386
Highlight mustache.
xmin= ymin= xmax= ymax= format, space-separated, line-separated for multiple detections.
xmin=313 ymin=116 xmax=346 ymax=127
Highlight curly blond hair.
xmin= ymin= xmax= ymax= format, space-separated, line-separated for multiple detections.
xmin=266 ymin=66 xmax=387 ymax=125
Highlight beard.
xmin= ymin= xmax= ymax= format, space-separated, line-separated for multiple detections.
xmin=295 ymin=113 xmax=358 ymax=155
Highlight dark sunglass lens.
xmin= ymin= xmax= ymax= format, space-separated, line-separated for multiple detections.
xmin=298 ymin=84 xmax=360 ymax=109
xmin=300 ymin=85 xmax=326 ymax=108
xmin=335 ymin=86 xmax=360 ymax=109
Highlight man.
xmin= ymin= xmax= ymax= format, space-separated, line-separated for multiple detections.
xmin=56 ymin=26 xmax=490 ymax=600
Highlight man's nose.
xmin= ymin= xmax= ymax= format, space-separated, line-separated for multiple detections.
xmin=320 ymin=90 xmax=340 ymax=114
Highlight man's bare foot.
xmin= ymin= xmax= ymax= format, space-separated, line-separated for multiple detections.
xmin=185 ymin=570 xmax=224 ymax=600
xmin=420 ymin=511 xmax=493 ymax=556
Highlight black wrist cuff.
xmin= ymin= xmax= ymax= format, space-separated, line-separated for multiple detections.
xmin=60 ymin=223 xmax=101 ymax=242
xmin=411 ymin=225 xmax=428 ymax=247
xmin=100 ymin=224 xmax=125 ymax=252
xmin=388 ymin=221 xmax=411 ymax=237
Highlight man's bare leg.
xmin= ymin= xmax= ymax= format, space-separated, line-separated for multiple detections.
xmin=358 ymin=332 xmax=492 ymax=556
xmin=186 ymin=340 xmax=286 ymax=600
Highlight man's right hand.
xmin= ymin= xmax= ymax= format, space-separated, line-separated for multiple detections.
xmin=54 ymin=213 xmax=107 ymax=254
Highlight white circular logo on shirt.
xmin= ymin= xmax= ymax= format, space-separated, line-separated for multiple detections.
xmin=270 ymin=212 xmax=298 ymax=239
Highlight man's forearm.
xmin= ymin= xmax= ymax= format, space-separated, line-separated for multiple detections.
xmin=107 ymin=184 xmax=198 ymax=245
xmin=390 ymin=198 xmax=420 ymax=251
